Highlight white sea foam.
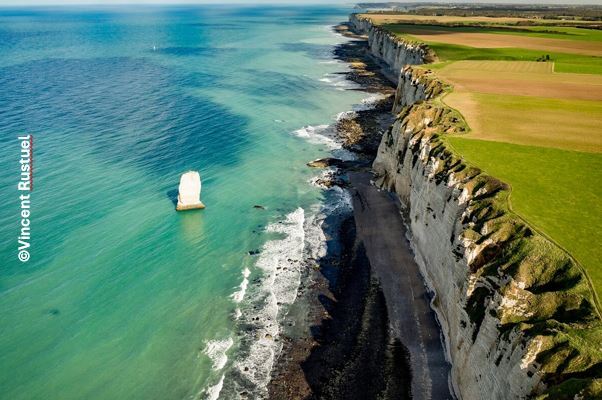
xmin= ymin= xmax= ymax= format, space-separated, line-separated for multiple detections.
xmin=334 ymin=93 xmax=383 ymax=130
xmin=231 ymin=267 xmax=251 ymax=303
xmin=204 ymin=374 xmax=225 ymax=400
xmin=218 ymin=23 xmax=375 ymax=400
xmin=292 ymin=124 xmax=334 ymax=147
xmin=292 ymin=125 xmax=355 ymax=161
xmin=309 ymin=167 xmax=338 ymax=189
xmin=303 ymin=190 xmax=351 ymax=262
xmin=204 ymin=338 xmax=234 ymax=371
xmin=232 ymin=208 xmax=305 ymax=394
xmin=320 ymin=72 xmax=360 ymax=90
xmin=228 ymin=182 xmax=354 ymax=397
xmin=336 ymin=109 xmax=356 ymax=121
xmin=354 ymin=93 xmax=387 ymax=111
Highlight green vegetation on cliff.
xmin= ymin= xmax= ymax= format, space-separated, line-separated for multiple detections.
xmin=381 ymin=101 xmax=602 ymax=399
xmin=379 ymin=18 xmax=602 ymax=298
xmin=446 ymin=138 xmax=602 ymax=296
xmin=365 ymin=12 xmax=602 ymax=397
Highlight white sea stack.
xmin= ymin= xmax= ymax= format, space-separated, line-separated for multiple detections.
xmin=176 ymin=171 xmax=205 ymax=211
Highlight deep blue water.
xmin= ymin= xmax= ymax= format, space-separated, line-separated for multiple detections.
xmin=0 ymin=5 xmax=369 ymax=399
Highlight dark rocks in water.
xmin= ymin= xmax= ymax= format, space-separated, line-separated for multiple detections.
xmin=253 ymin=205 xmax=266 ymax=210
xmin=333 ymin=22 xmax=366 ymax=40
xmin=307 ymin=158 xmax=344 ymax=168
xmin=336 ymin=97 xmax=396 ymax=155
xmin=314 ymin=176 xmax=348 ymax=189
xmin=312 ymin=170 xmax=349 ymax=189
xmin=248 ymin=249 xmax=261 ymax=256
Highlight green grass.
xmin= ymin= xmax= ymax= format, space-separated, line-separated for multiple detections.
xmin=444 ymin=93 xmax=602 ymax=153
xmin=427 ymin=43 xmax=602 ymax=75
xmin=383 ymin=24 xmax=602 ymax=74
xmin=446 ymin=137 xmax=602 ymax=296
xmin=386 ymin=23 xmax=602 ymax=42
xmin=498 ymin=25 xmax=602 ymax=42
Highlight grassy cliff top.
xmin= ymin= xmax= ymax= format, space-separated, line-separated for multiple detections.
xmin=367 ymin=14 xmax=602 ymax=303
xmin=357 ymin=12 xmax=602 ymax=27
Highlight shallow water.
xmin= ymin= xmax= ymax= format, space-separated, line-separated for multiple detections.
xmin=0 ymin=5 xmax=370 ymax=400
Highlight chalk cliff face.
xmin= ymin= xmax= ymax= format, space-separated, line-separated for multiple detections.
xmin=374 ymin=87 xmax=601 ymax=398
xmin=392 ymin=67 xmax=443 ymax=113
xmin=351 ymin=15 xmax=602 ymax=400
xmin=349 ymin=14 xmax=435 ymax=82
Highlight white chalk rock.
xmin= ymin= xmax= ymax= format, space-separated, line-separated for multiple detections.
xmin=176 ymin=171 xmax=205 ymax=211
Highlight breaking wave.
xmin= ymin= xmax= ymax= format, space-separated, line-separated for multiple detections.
xmin=292 ymin=125 xmax=355 ymax=161
xmin=204 ymin=338 xmax=234 ymax=371
xmin=231 ymin=267 xmax=251 ymax=304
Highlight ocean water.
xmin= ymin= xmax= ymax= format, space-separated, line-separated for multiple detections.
xmin=0 ymin=5 xmax=371 ymax=400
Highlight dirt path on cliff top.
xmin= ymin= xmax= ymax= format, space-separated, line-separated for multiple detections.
xmin=349 ymin=171 xmax=452 ymax=400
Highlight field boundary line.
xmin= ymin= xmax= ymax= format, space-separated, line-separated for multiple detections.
xmin=439 ymin=90 xmax=602 ymax=320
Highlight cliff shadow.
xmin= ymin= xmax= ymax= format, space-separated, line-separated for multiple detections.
xmin=301 ymin=216 xmax=413 ymax=400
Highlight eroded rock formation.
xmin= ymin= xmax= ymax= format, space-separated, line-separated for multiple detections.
xmin=176 ymin=171 xmax=205 ymax=211
xmin=351 ymin=14 xmax=602 ymax=399
xmin=349 ymin=14 xmax=436 ymax=82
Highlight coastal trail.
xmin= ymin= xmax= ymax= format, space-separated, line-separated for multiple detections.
xmin=349 ymin=172 xmax=452 ymax=400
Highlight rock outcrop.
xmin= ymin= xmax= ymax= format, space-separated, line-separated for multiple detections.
xmin=307 ymin=158 xmax=344 ymax=168
xmin=374 ymin=88 xmax=602 ymax=399
xmin=349 ymin=14 xmax=436 ymax=82
xmin=176 ymin=171 xmax=205 ymax=211
xmin=352 ymin=14 xmax=602 ymax=400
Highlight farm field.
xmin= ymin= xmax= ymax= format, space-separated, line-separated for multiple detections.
xmin=362 ymin=13 xmax=602 ymax=26
xmin=435 ymin=60 xmax=602 ymax=100
xmin=373 ymin=17 xmax=602 ymax=296
xmin=443 ymin=92 xmax=602 ymax=153
xmin=446 ymin=138 xmax=602 ymax=295
xmin=426 ymin=44 xmax=602 ymax=75
xmin=404 ymin=25 xmax=602 ymax=42
xmin=373 ymin=21 xmax=602 ymax=74
xmin=433 ymin=61 xmax=602 ymax=152
xmin=388 ymin=26 xmax=602 ymax=56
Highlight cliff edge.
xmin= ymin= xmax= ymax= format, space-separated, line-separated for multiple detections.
xmin=351 ymin=13 xmax=602 ymax=400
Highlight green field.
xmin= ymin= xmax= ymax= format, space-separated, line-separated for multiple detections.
xmin=380 ymin=17 xmax=602 ymax=300
xmin=447 ymin=137 xmax=602 ymax=294
xmin=384 ymin=24 xmax=602 ymax=74
xmin=385 ymin=23 xmax=602 ymax=42
xmin=443 ymin=92 xmax=602 ymax=152
xmin=427 ymin=43 xmax=602 ymax=74
xmin=489 ymin=25 xmax=602 ymax=42
xmin=374 ymin=15 xmax=602 ymax=393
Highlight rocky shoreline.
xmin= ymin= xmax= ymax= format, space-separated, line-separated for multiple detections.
xmin=344 ymin=13 xmax=602 ymax=400
xmin=267 ymin=23 xmax=450 ymax=400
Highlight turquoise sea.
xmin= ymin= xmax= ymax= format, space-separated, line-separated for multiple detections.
xmin=0 ymin=5 xmax=372 ymax=400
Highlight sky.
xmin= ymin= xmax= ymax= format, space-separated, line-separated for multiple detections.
xmin=0 ymin=0 xmax=602 ymax=6
xmin=1 ymin=0 xmax=601 ymax=5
